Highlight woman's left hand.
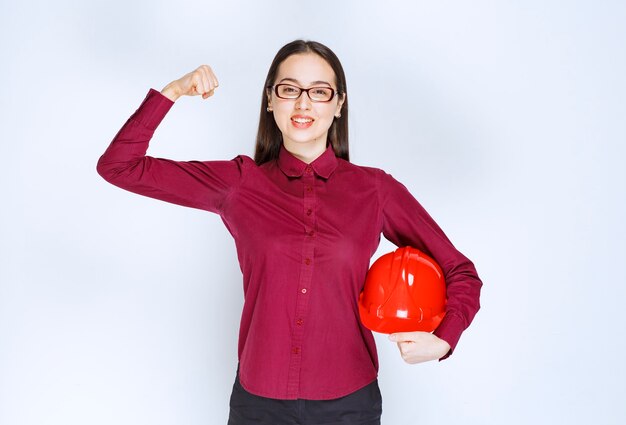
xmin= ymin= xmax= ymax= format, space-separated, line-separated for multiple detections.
xmin=388 ymin=332 xmax=451 ymax=364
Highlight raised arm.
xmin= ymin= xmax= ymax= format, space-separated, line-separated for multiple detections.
xmin=97 ymin=66 xmax=246 ymax=215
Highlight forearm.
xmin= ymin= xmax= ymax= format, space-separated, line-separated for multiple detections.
xmin=160 ymin=82 xmax=182 ymax=102
xmin=379 ymin=169 xmax=483 ymax=359
xmin=426 ymin=248 xmax=482 ymax=359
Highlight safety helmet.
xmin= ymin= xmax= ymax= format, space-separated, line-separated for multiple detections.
xmin=358 ymin=246 xmax=446 ymax=334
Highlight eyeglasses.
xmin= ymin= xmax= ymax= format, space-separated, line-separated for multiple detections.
xmin=270 ymin=83 xmax=337 ymax=102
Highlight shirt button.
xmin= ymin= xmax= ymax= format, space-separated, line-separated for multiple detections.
xmin=292 ymin=347 xmax=300 ymax=354
xmin=306 ymin=186 xmax=312 ymax=192
xmin=308 ymin=230 xmax=314 ymax=237
xmin=306 ymin=209 xmax=312 ymax=216
xmin=296 ymin=319 xmax=304 ymax=326
xmin=301 ymin=288 xmax=307 ymax=294
xmin=304 ymin=258 xmax=311 ymax=265
xmin=305 ymin=166 xmax=312 ymax=174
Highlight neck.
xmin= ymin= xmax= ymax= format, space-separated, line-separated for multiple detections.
xmin=283 ymin=140 xmax=327 ymax=164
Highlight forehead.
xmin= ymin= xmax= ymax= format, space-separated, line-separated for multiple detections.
xmin=275 ymin=53 xmax=336 ymax=85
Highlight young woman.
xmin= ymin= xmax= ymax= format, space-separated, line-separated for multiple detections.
xmin=97 ymin=39 xmax=482 ymax=425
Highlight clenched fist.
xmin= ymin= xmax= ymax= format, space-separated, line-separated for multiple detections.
xmin=161 ymin=65 xmax=219 ymax=101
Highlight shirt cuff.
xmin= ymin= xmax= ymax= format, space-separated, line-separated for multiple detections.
xmin=129 ymin=88 xmax=175 ymax=131
xmin=433 ymin=312 xmax=466 ymax=361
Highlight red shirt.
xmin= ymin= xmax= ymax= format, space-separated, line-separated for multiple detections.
xmin=97 ymin=89 xmax=482 ymax=400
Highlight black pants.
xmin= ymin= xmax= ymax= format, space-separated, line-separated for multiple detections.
xmin=227 ymin=372 xmax=382 ymax=425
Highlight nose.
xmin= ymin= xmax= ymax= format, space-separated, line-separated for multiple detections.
xmin=294 ymin=90 xmax=312 ymax=110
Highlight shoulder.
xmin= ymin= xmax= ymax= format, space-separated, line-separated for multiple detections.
xmin=336 ymin=157 xmax=386 ymax=179
xmin=232 ymin=154 xmax=256 ymax=166
xmin=339 ymin=160 xmax=418 ymax=206
xmin=222 ymin=154 xmax=257 ymax=174
xmin=232 ymin=154 xmax=280 ymax=171
xmin=336 ymin=158 xmax=399 ymax=189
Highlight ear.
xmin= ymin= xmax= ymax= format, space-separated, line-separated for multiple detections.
xmin=335 ymin=92 xmax=346 ymax=116
xmin=266 ymin=88 xmax=273 ymax=108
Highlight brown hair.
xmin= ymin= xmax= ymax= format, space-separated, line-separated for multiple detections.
xmin=254 ymin=40 xmax=349 ymax=165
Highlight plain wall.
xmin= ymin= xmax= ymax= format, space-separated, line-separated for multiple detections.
xmin=1 ymin=1 xmax=625 ymax=424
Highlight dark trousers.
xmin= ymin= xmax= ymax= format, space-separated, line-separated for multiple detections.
xmin=227 ymin=372 xmax=382 ymax=425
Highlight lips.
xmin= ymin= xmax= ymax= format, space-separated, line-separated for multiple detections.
xmin=291 ymin=115 xmax=315 ymax=129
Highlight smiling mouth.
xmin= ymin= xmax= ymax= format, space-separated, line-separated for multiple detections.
xmin=291 ymin=116 xmax=315 ymax=129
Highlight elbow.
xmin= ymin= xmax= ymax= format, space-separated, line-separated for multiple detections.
xmin=96 ymin=155 xmax=131 ymax=185
xmin=95 ymin=155 xmax=146 ymax=191
xmin=96 ymin=155 xmax=115 ymax=183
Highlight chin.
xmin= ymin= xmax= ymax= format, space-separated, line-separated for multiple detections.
xmin=287 ymin=133 xmax=324 ymax=145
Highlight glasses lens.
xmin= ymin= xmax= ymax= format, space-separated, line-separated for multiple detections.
xmin=276 ymin=84 xmax=301 ymax=98
xmin=309 ymin=87 xmax=333 ymax=101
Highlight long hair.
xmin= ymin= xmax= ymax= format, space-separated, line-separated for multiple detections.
xmin=254 ymin=40 xmax=349 ymax=165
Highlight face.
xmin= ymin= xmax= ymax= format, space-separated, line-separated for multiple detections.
xmin=267 ymin=53 xmax=345 ymax=151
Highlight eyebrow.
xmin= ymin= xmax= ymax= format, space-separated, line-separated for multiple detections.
xmin=278 ymin=77 xmax=332 ymax=87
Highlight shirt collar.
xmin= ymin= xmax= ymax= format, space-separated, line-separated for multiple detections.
xmin=278 ymin=144 xmax=338 ymax=179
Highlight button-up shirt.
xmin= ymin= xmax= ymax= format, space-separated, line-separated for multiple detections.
xmin=97 ymin=89 xmax=482 ymax=400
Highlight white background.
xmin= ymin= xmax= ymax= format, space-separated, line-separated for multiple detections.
xmin=1 ymin=1 xmax=625 ymax=424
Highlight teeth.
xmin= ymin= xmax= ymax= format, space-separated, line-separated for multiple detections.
xmin=293 ymin=117 xmax=313 ymax=123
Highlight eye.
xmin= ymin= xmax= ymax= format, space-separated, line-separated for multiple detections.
xmin=282 ymin=85 xmax=299 ymax=94
xmin=312 ymin=88 xmax=331 ymax=96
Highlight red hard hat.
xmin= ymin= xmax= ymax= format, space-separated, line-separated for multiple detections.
xmin=358 ymin=246 xmax=446 ymax=334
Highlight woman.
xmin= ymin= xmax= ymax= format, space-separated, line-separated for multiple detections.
xmin=97 ymin=39 xmax=482 ymax=425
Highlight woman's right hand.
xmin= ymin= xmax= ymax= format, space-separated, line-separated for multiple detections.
xmin=160 ymin=65 xmax=219 ymax=102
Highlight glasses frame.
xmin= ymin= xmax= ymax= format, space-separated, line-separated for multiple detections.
xmin=269 ymin=83 xmax=338 ymax=103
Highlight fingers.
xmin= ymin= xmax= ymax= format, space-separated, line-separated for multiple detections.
xmin=392 ymin=333 xmax=450 ymax=364
xmin=196 ymin=65 xmax=219 ymax=98
xmin=161 ymin=65 xmax=220 ymax=102
xmin=396 ymin=341 xmax=413 ymax=355
xmin=199 ymin=66 xmax=211 ymax=96
xmin=396 ymin=340 xmax=432 ymax=364
xmin=180 ymin=65 xmax=219 ymax=99
xmin=388 ymin=332 xmax=417 ymax=342
xmin=206 ymin=64 xmax=219 ymax=87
